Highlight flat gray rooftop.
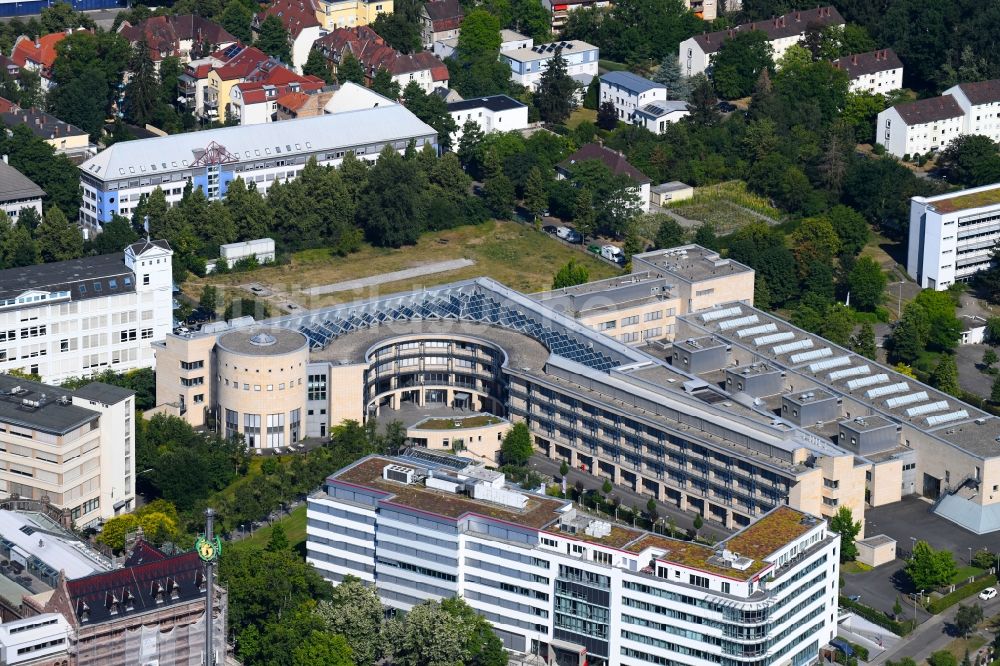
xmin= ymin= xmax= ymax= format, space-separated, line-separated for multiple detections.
xmin=634 ymin=245 xmax=753 ymax=283
xmin=0 ymin=375 xmax=98 ymax=434
xmin=216 ymin=326 xmax=308 ymax=356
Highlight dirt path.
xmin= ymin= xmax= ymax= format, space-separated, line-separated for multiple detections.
xmin=300 ymin=259 xmax=476 ymax=296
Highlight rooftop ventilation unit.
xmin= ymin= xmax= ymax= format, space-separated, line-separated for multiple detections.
xmin=829 ymin=365 xmax=870 ymax=381
xmin=926 ymin=410 xmax=969 ymax=427
xmin=845 ymin=373 xmax=889 ymax=391
xmin=383 ymin=464 xmax=416 ymax=484
xmin=866 ymin=382 xmax=909 ymax=399
xmin=885 ymin=391 xmax=928 ymax=408
xmin=718 ymin=315 xmax=759 ymax=331
xmin=809 ymin=356 xmax=851 ymax=373
xmin=735 ymin=323 xmax=778 ymax=338
xmin=754 ymin=331 xmax=794 ymax=346
xmin=790 ymin=347 xmax=833 ymax=364
xmin=773 ymin=339 xmax=813 ymax=355
xmin=701 ymin=306 xmax=742 ymax=322
xmin=905 ymin=400 xmax=950 ymax=418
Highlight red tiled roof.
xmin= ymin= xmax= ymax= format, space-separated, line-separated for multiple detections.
xmin=276 ymin=90 xmax=310 ymax=110
xmin=558 ymin=143 xmax=652 ymax=185
xmin=214 ymin=46 xmax=271 ymax=80
xmin=316 ymin=27 xmax=448 ymax=82
xmin=118 ymin=15 xmax=235 ymax=61
xmin=12 ymin=32 xmax=71 ymax=70
xmin=0 ymin=97 xmax=14 ymax=113
xmin=235 ymin=76 xmax=323 ymax=104
xmin=256 ymin=0 xmax=320 ymax=39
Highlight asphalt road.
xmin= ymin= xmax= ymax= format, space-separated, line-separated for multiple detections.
xmin=528 ymin=454 xmax=732 ymax=541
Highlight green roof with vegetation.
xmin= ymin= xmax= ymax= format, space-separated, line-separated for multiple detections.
xmin=930 ymin=186 xmax=1000 ymax=213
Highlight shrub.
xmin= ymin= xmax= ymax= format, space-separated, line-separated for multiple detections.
xmin=838 ymin=596 xmax=916 ymax=636
xmin=926 ymin=575 xmax=997 ymax=614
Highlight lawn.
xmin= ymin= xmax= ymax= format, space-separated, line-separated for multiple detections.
xmin=951 ymin=566 xmax=987 ymax=584
xmin=841 ymin=561 xmax=874 ymax=574
xmin=566 ymin=107 xmax=597 ymax=129
xmin=415 ymin=415 xmax=504 ymax=429
xmin=228 ymin=504 xmax=307 ymax=554
xmin=668 ymin=181 xmax=785 ymax=234
xmin=940 ymin=634 xmax=987 ymax=662
xmin=185 ymin=220 xmax=620 ymax=311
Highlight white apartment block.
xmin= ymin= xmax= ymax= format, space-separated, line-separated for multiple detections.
xmin=944 ymin=79 xmax=1000 ymax=143
xmin=0 ymin=241 xmax=173 ymax=383
xmin=500 ymin=40 xmax=598 ymax=92
xmin=0 ymin=614 xmax=73 ymax=665
xmin=876 ymin=95 xmax=965 ymax=158
xmin=908 ymin=183 xmax=1000 ymax=290
xmin=831 ymin=49 xmax=903 ymax=94
xmin=0 ymin=161 xmax=44 ymax=225
xmin=307 ymin=452 xmax=840 ymax=666
xmin=679 ymin=6 xmax=843 ymax=78
xmin=0 ymin=374 xmax=136 ymax=528
xmin=447 ymin=95 xmax=529 ymax=145
xmin=599 ymin=71 xmax=667 ymax=124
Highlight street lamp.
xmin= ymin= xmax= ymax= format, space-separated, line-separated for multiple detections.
xmin=969 ymin=547 xmax=973 ymax=565
xmin=897 ymin=281 xmax=905 ymax=319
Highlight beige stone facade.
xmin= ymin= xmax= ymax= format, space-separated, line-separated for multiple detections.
xmin=406 ymin=415 xmax=511 ymax=464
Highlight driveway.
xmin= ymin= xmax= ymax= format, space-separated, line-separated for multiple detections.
xmin=841 ymin=559 xmax=932 ymax=624
xmin=865 ymin=497 xmax=994 ymax=564
xmin=955 ymin=342 xmax=994 ymax=399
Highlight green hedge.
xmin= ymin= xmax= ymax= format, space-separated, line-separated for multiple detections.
xmin=838 ymin=596 xmax=916 ymax=636
xmin=927 ymin=574 xmax=998 ymax=614
xmin=847 ymin=641 xmax=870 ymax=661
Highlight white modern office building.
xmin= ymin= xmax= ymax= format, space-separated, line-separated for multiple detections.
xmin=907 ymin=183 xmax=1000 ymax=289
xmin=0 ymin=240 xmax=173 ymax=383
xmin=0 ymin=613 xmax=74 ymax=665
xmin=307 ymin=451 xmax=840 ymax=666
xmin=447 ymin=95 xmax=529 ymax=144
xmin=599 ymin=71 xmax=669 ymax=125
xmin=77 ymin=106 xmax=437 ymax=228
xmin=500 ymin=40 xmax=598 ymax=92
xmin=0 ymin=374 xmax=137 ymax=527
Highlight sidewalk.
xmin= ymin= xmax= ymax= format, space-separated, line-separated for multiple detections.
xmin=871 ymin=595 xmax=1000 ymax=664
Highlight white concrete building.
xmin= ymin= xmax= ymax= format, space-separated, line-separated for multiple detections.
xmin=0 ymin=375 xmax=137 ymax=527
xmin=876 ymin=95 xmax=964 ymax=158
xmin=0 ymin=240 xmax=173 ymax=383
xmin=434 ymin=28 xmax=532 ymax=60
xmin=0 ymin=160 xmax=44 ymax=225
xmin=679 ymin=6 xmax=844 ymax=78
xmin=221 ymin=238 xmax=276 ymax=268
xmin=944 ymin=79 xmax=1000 ymax=144
xmin=447 ymin=95 xmax=529 ymax=144
xmin=908 ymin=183 xmax=1000 ymax=290
xmin=633 ymin=101 xmax=689 ymax=134
xmin=307 ymin=452 xmax=840 ymax=666
xmin=500 ymin=40 xmax=599 ymax=92
xmin=0 ymin=614 xmax=73 ymax=665
xmin=831 ymin=49 xmax=903 ymax=94
xmin=599 ymin=71 xmax=667 ymax=124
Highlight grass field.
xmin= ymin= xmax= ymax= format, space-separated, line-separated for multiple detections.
xmin=668 ymin=181 xmax=785 ymax=234
xmin=566 ymin=107 xmax=597 ymax=129
xmin=228 ymin=504 xmax=307 ymax=554
xmin=186 ymin=220 xmax=620 ymax=311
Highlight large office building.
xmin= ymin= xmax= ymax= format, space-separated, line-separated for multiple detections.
xmin=0 ymin=374 xmax=136 ymax=527
xmin=77 ymin=106 xmax=437 ymax=228
xmin=0 ymin=240 xmax=173 ymax=383
xmin=907 ymin=182 xmax=1000 ymax=289
xmin=308 ymin=451 xmax=839 ymax=666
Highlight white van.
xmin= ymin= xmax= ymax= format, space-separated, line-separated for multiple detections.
xmin=556 ymin=226 xmax=572 ymax=239
xmin=601 ymin=245 xmax=624 ymax=263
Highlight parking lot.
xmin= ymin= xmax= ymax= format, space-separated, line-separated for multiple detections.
xmin=865 ymin=496 xmax=995 ymax=560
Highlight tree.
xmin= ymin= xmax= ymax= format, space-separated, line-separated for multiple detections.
xmin=0 ymin=215 xmax=38 ymax=268
xmin=905 ymin=540 xmax=957 ymax=591
xmin=534 ymin=48 xmax=577 ymax=124
xmin=927 ymin=653 xmax=958 ymax=666
xmin=847 ymin=256 xmax=886 ymax=311
xmin=371 ymin=68 xmax=401 ymax=99
xmin=991 ymin=375 xmax=1000 ymax=403
xmin=601 ymin=479 xmax=612 ymax=495
xmin=982 ymin=348 xmax=998 ymax=372
xmin=829 ymin=507 xmax=862 ymax=562
xmin=711 ymin=30 xmax=774 ymax=99
xmin=653 ymin=54 xmax=690 ymax=100
xmin=891 ymin=302 xmax=930 ymax=364
xmin=223 ymin=297 xmax=270 ymax=320
xmin=790 ymin=216 xmax=841 ymax=277
xmin=123 ymin=40 xmax=158 ymax=126
xmin=914 ymin=289 xmax=962 ymax=351
xmin=692 ymin=513 xmax=703 ymax=535
xmin=225 ymin=178 xmax=273 ymax=241
xmin=827 ymin=205 xmax=870 ymax=258
xmin=385 ymin=597 xmax=507 ymax=666
xmin=35 ymin=206 xmax=82 ymax=262
xmin=687 ymin=74 xmax=720 ymax=126
xmin=851 ymin=322 xmax=878 ymax=360
xmin=560 ymin=460 xmax=569 ymax=477
xmin=303 ymin=48 xmax=332 ymax=83
xmin=936 ymin=134 xmax=1000 ymax=187
xmin=583 ymin=75 xmax=599 ymax=110
xmin=370 ymin=8 xmax=422 ymax=54
xmin=448 ymin=9 xmax=512 ymax=98
xmin=401 ymin=82 xmax=458 ymax=151
xmin=572 ymin=187 xmax=596 ymax=240
xmin=97 ymin=513 xmax=140 ymax=552
xmin=553 ymin=259 xmax=589 ymax=289
xmin=954 ymin=603 xmax=984 ymax=638
xmin=220 ymin=1 xmax=254 ymax=43
xmin=256 ymin=15 xmax=291 ymax=63
xmin=654 ymin=217 xmax=685 ymax=250
xmin=501 ymin=422 xmax=533 ymax=465
xmin=523 ymin=166 xmax=548 ymax=214
xmin=358 ymin=147 xmax=427 ymax=247
xmin=596 ymin=100 xmax=618 ymax=130
xmin=315 ymin=576 xmax=384 ymax=666
xmin=930 ymin=354 xmax=961 ymax=396
xmin=483 ymin=173 xmax=515 ymax=219
xmin=893 ymin=596 xmax=904 ymax=618
xmin=265 ymin=523 xmax=289 ymax=551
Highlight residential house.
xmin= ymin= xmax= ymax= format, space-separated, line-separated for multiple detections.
xmin=0 ymin=98 xmax=90 ymax=158
xmin=633 ymin=100 xmax=689 ymax=133
xmin=229 ymin=67 xmax=325 ymax=124
xmin=23 ymin=541 xmax=229 ymax=666
xmin=316 ymin=26 xmax=449 ymax=94
xmin=311 ymin=0 xmax=392 ymax=32
xmin=117 ymin=14 xmax=236 ymax=68
xmin=684 ymin=0 xmax=718 ymax=20
xmin=447 ymin=94 xmax=529 ymax=144
xmin=944 ymin=79 xmax=1000 ymax=144
xmin=0 ymin=159 xmax=44 ymax=223
xmin=253 ymin=0 xmax=324 ymax=72
xmin=540 ymin=0 xmax=611 ymax=36
xmin=434 ymin=28 xmax=532 ymax=60
xmin=202 ymin=46 xmax=275 ymax=120
xmin=499 ymin=39 xmax=598 ymax=92
xmin=831 ymin=48 xmax=903 ymax=94
xmin=420 ymin=0 xmax=461 ymax=48
xmin=678 ymin=6 xmax=844 ymax=77
xmin=10 ymin=30 xmax=83 ymax=92
xmin=275 ymin=88 xmax=335 ymax=118
xmin=556 ymin=142 xmax=651 ymax=212
xmin=599 ymin=71 xmax=667 ymax=123
xmin=875 ymin=95 xmax=964 ymax=158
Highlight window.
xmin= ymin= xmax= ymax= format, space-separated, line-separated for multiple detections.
xmin=181 ymin=360 xmax=204 ymax=370
xmin=181 ymin=377 xmax=204 ymax=387
xmin=689 ymin=574 xmax=709 ymax=589
xmin=598 ymin=320 xmax=616 ymax=331
xmin=621 ymin=315 xmax=639 ymax=326
xmin=644 ymin=310 xmax=662 ymax=321
xmin=267 ymin=412 xmax=285 ymax=447
xmin=308 ymin=374 xmax=327 ymax=400
xmin=695 ymin=288 xmax=715 ymax=297
xmin=119 ymin=329 xmax=137 ymax=342
xmin=143 ymin=275 xmax=150 ymax=285
xmin=823 ymin=496 xmax=838 ymax=507
xmin=225 ymin=409 xmax=239 ymax=439
xmin=244 ymin=413 xmax=261 ymax=446
xmin=141 ymin=328 xmax=153 ymax=339
xmin=721 ymin=582 xmax=731 ymax=594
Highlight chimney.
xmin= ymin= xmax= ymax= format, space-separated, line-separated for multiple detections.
xmin=852 ymin=55 xmax=857 ymax=65
xmin=795 ymin=11 xmax=801 ymax=20
xmin=2 ymin=154 xmax=7 ymax=164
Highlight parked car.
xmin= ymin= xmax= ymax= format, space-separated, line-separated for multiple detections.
xmin=565 ymin=230 xmax=583 ymax=244
xmin=717 ymin=101 xmax=737 ymax=113
xmin=980 ymin=587 xmax=997 ymax=601
xmin=601 ymin=245 xmax=624 ymax=264
xmin=555 ymin=226 xmax=572 ymax=239
xmin=587 ymin=244 xmax=601 ymax=255
xmin=543 ymin=225 xmax=558 ymax=234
